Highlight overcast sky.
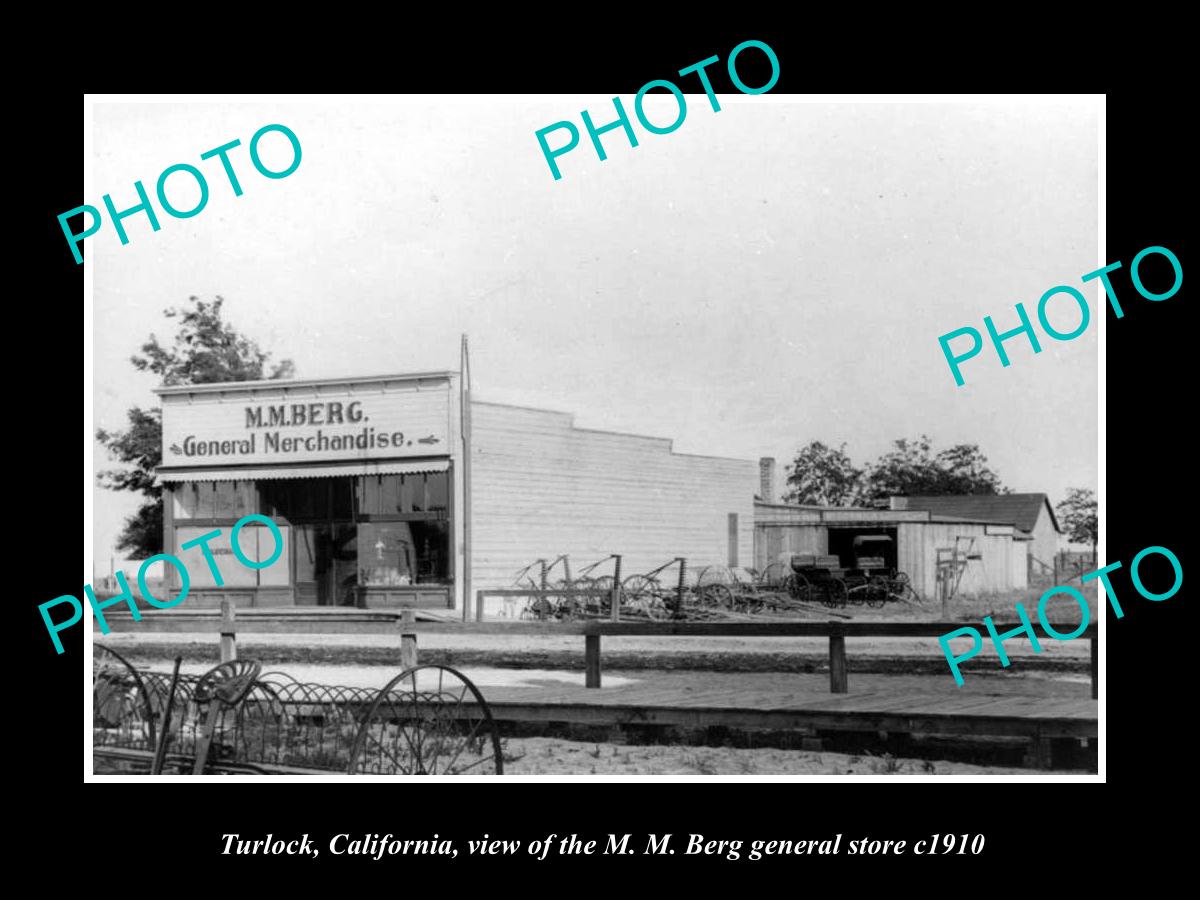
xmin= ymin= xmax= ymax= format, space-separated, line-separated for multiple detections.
xmin=89 ymin=97 xmax=1099 ymax=564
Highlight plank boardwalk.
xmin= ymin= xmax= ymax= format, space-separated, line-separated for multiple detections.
xmin=474 ymin=679 xmax=1098 ymax=749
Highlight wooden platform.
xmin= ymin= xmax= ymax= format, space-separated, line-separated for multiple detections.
xmin=478 ymin=683 xmax=1094 ymax=737
xmin=472 ymin=676 xmax=1096 ymax=769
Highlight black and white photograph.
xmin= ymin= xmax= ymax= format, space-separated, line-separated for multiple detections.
xmin=84 ymin=92 xmax=1103 ymax=779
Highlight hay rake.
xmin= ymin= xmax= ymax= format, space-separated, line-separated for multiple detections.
xmin=92 ymin=645 xmax=504 ymax=776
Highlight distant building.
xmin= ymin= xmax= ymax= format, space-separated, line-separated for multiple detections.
xmin=753 ymin=459 xmax=1030 ymax=599
xmin=891 ymin=494 xmax=1061 ymax=575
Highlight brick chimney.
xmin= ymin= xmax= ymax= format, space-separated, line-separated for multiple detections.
xmin=759 ymin=457 xmax=777 ymax=502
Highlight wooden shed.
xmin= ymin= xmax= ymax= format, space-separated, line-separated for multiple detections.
xmin=754 ymin=501 xmax=1030 ymax=600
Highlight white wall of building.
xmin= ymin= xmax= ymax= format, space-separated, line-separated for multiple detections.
xmin=469 ymin=402 xmax=757 ymax=612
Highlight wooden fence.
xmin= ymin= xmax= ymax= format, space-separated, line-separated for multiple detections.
xmin=106 ymin=597 xmax=1098 ymax=699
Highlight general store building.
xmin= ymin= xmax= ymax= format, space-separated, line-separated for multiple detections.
xmin=155 ymin=371 xmax=757 ymax=613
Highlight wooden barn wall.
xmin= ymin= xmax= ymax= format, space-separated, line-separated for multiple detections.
xmin=1011 ymin=540 xmax=1031 ymax=588
xmin=1027 ymin=506 xmax=1060 ymax=571
xmin=469 ymin=403 xmax=757 ymax=601
xmin=899 ymin=523 xmax=1024 ymax=599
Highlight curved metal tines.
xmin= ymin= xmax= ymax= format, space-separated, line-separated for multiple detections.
xmin=577 ymin=554 xmax=617 ymax=577
xmin=348 ymin=666 xmax=503 ymax=776
xmin=95 ymin=663 xmax=505 ymax=776
xmin=93 ymin=644 xmax=159 ymax=752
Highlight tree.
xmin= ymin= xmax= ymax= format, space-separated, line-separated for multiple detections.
xmin=783 ymin=434 xmax=1008 ymax=507
xmin=931 ymin=443 xmax=1006 ymax=496
xmin=783 ymin=441 xmax=862 ymax=506
xmin=96 ymin=297 xmax=294 ymax=556
xmin=1057 ymin=488 xmax=1098 ymax=552
xmin=857 ymin=435 xmax=1006 ymax=502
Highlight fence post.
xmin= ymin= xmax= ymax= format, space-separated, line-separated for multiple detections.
xmin=476 ymin=590 xmax=485 ymax=623
xmin=1090 ymin=634 xmax=1098 ymax=700
xmin=585 ymin=633 xmax=601 ymax=688
xmin=829 ymin=631 xmax=848 ymax=693
xmin=219 ymin=599 xmax=236 ymax=663
xmin=610 ymin=555 xmax=622 ymax=622
xmin=400 ymin=609 xmax=418 ymax=670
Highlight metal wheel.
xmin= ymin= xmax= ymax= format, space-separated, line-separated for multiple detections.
xmin=865 ymin=575 xmax=890 ymax=608
xmin=891 ymin=581 xmax=922 ymax=604
xmin=702 ymin=583 xmax=734 ymax=609
xmin=348 ymin=665 xmax=503 ymax=775
xmin=624 ymin=573 xmax=662 ymax=602
xmin=622 ymin=576 xmax=668 ymax=619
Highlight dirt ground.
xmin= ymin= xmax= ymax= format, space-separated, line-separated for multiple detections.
xmin=499 ymin=737 xmax=1065 ymax=776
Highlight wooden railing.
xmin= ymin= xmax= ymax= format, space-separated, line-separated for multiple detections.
xmin=102 ymin=595 xmax=1099 ymax=699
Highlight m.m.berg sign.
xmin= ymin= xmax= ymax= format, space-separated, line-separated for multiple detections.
xmin=159 ymin=376 xmax=452 ymax=466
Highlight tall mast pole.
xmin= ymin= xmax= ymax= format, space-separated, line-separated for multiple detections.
xmin=460 ymin=334 xmax=472 ymax=621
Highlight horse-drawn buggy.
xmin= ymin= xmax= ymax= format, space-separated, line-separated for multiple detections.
xmin=785 ymin=537 xmax=920 ymax=609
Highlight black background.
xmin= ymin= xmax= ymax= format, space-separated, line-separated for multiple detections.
xmin=18 ymin=19 xmax=1190 ymax=883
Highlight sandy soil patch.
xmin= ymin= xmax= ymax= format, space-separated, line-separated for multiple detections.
xmin=500 ymin=737 xmax=1067 ymax=776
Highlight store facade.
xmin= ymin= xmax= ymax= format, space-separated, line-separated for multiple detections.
xmin=157 ymin=372 xmax=463 ymax=610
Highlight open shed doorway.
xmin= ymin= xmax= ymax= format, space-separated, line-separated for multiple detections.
xmin=827 ymin=527 xmax=898 ymax=570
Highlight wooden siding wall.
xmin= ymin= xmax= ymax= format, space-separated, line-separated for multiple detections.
xmin=469 ymin=403 xmax=757 ymax=601
xmin=898 ymin=523 xmax=1025 ymax=599
xmin=1027 ymin=506 xmax=1060 ymax=571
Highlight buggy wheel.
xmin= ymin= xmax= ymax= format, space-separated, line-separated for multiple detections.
xmin=786 ymin=572 xmax=811 ymax=602
xmin=865 ymin=576 xmax=889 ymax=608
xmin=823 ymin=579 xmax=848 ymax=609
xmin=348 ymin=665 xmax=503 ymax=775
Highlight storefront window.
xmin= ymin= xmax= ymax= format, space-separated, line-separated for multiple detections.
xmin=358 ymin=520 xmax=449 ymax=586
xmin=169 ymin=470 xmax=449 ymax=603
xmin=358 ymin=522 xmax=416 ymax=586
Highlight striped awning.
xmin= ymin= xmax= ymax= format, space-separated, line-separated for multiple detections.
xmin=156 ymin=458 xmax=450 ymax=483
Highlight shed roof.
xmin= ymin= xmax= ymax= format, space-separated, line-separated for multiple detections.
xmin=896 ymin=494 xmax=1060 ymax=534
